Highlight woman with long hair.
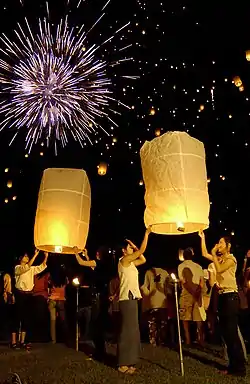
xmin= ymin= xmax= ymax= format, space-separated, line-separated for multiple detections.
xmin=117 ymin=226 xmax=152 ymax=374
xmin=199 ymin=230 xmax=246 ymax=377
xmin=14 ymin=249 xmax=48 ymax=349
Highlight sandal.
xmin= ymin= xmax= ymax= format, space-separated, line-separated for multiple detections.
xmin=118 ymin=366 xmax=135 ymax=374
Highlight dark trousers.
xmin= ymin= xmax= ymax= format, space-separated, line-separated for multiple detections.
xmin=32 ymin=295 xmax=50 ymax=342
xmin=91 ymin=294 xmax=108 ymax=358
xmin=15 ymin=290 xmax=32 ymax=333
xmin=218 ymin=292 xmax=246 ymax=375
xmin=79 ymin=306 xmax=92 ymax=342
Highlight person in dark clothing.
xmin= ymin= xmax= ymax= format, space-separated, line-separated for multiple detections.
xmin=32 ymin=270 xmax=50 ymax=342
xmin=74 ymin=246 xmax=114 ymax=360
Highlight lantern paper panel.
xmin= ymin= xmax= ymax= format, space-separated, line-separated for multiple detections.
xmin=140 ymin=131 xmax=210 ymax=235
xmin=34 ymin=168 xmax=91 ymax=254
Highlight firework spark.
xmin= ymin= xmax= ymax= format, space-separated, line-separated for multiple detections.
xmin=0 ymin=2 xmax=133 ymax=151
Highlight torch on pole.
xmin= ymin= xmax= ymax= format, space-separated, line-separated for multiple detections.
xmin=72 ymin=277 xmax=80 ymax=352
xmin=171 ymin=273 xmax=184 ymax=377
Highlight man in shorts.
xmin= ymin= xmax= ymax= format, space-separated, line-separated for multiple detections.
xmin=178 ymin=247 xmax=206 ymax=345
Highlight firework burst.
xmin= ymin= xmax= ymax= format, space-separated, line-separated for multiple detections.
xmin=0 ymin=1 xmax=134 ymax=152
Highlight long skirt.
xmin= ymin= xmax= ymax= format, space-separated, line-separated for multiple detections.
xmin=117 ymin=299 xmax=140 ymax=366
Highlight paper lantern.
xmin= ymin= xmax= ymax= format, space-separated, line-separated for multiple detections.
xmin=199 ymin=104 xmax=205 ymax=111
xmin=246 ymin=50 xmax=250 ymax=61
xmin=233 ymin=76 xmax=242 ymax=87
xmin=98 ymin=162 xmax=107 ymax=176
xmin=7 ymin=180 xmax=12 ymax=188
xmin=140 ymin=131 xmax=210 ymax=235
xmin=150 ymin=108 xmax=156 ymax=115
xmin=155 ymin=128 xmax=161 ymax=137
xmin=239 ymin=85 xmax=244 ymax=92
xmin=34 ymin=168 xmax=91 ymax=254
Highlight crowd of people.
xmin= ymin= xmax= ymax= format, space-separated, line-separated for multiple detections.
xmin=1 ymin=228 xmax=250 ymax=377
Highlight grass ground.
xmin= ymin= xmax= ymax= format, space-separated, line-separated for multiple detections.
xmin=0 ymin=342 xmax=248 ymax=384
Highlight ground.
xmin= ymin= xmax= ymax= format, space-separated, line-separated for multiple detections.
xmin=0 ymin=343 xmax=248 ymax=384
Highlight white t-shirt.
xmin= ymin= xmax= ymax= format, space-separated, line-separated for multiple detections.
xmin=15 ymin=263 xmax=47 ymax=292
xmin=118 ymin=258 xmax=142 ymax=301
xmin=178 ymin=260 xmax=203 ymax=284
xmin=141 ymin=268 xmax=169 ymax=311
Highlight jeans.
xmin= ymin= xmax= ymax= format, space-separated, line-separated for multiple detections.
xmin=218 ymin=292 xmax=246 ymax=375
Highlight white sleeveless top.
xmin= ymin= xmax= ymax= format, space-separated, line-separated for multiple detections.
xmin=213 ymin=254 xmax=238 ymax=293
xmin=118 ymin=257 xmax=142 ymax=301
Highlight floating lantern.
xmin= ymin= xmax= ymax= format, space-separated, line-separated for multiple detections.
xmin=5 ymin=168 xmax=9 ymax=173
xmin=233 ymin=76 xmax=242 ymax=87
xmin=155 ymin=128 xmax=161 ymax=137
xmin=199 ymin=104 xmax=205 ymax=111
xmin=34 ymin=168 xmax=91 ymax=254
xmin=139 ymin=180 xmax=144 ymax=186
xmin=246 ymin=50 xmax=250 ymax=61
xmin=140 ymin=131 xmax=210 ymax=234
xmin=7 ymin=180 xmax=12 ymax=188
xmin=12 ymin=196 xmax=17 ymax=201
xmin=150 ymin=108 xmax=156 ymax=116
xmin=4 ymin=198 xmax=8 ymax=203
xmin=97 ymin=162 xmax=107 ymax=176
xmin=239 ymin=85 xmax=244 ymax=92
xmin=178 ymin=249 xmax=184 ymax=261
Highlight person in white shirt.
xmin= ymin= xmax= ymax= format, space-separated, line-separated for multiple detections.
xmin=178 ymin=247 xmax=206 ymax=346
xmin=141 ymin=267 xmax=169 ymax=346
xmin=117 ymin=226 xmax=152 ymax=375
xmin=15 ymin=249 xmax=48 ymax=349
xmin=199 ymin=230 xmax=246 ymax=377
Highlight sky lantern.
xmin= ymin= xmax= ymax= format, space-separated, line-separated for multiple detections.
xmin=5 ymin=168 xmax=9 ymax=173
xmin=34 ymin=168 xmax=91 ymax=254
xmin=7 ymin=180 xmax=12 ymax=188
xmin=140 ymin=131 xmax=210 ymax=234
xmin=155 ymin=128 xmax=161 ymax=137
xmin=200 ymin=104 xmax=205 ymax=111
xmin=150 ymin=107 xmax=156 ymax=115
xmin=97 ymin=162 xmax=107 ymax=176
xmin=233 ymin=76 xmax=242 ymax=87
xmin=239 ymin=85 xmax=244 ymax=92
xmin=246 ymin=50 xmax=250 ymax=61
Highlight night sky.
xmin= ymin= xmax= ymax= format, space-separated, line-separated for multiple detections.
xmin=0 ymin=0 xmax=250 ymax=271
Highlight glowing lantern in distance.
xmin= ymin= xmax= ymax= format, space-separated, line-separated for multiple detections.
xmin=98 ymin=162 xmax=107 ymax=176
xmin=155 ymin=128 xmax=161 ymax=137
xmin=246 ymin=50 xmax=250 ymax=61
xmin=233 ymin=76 xmax=242 ymax=87
xmin=7 ymin=180 xmax=12 ymax=188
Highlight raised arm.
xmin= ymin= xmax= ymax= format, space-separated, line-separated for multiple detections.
xmin=198 ymin=230 xmax=213 ymax=261
xmin=28 ymin=249 xmax=40 ymax=267
xmin=121 ymin=226 xmax=152 ymax=266
xmin=74 ymin=247 xmax=97 ymax=268
xmin=33 ymin=251 xmax=49 ymax=275
xmin=212 ymin=247 xmax=235 ymax=274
